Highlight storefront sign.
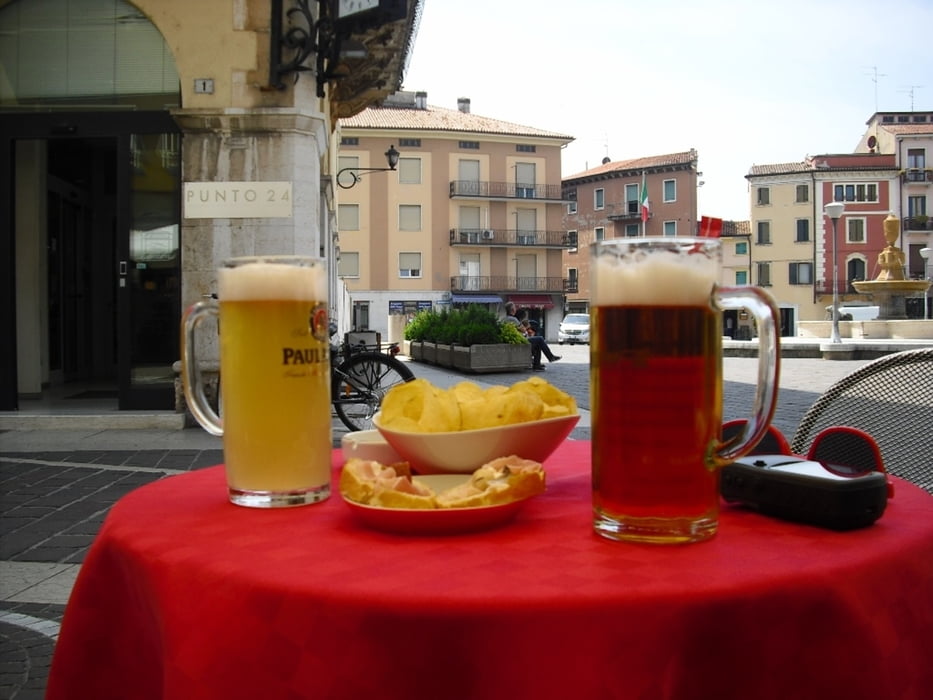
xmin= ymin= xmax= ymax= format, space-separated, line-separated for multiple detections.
xmin=389 ymin=300 xmax=434 ymax=314
xmin=183 ymin=182 xmax=292 ymax=218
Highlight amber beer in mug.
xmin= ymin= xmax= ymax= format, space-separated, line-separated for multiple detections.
xmin=590 ymin=238 xmax=779 ymax=543
xmin=182 ymin=256 xmax=331 ymax=507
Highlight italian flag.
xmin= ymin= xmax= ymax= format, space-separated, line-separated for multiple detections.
xmin=640 ymin=172 xmax=649 ymax=223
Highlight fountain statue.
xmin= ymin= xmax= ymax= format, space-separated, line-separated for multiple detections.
xmin=852 ymin=213 xmax=931 ymax=319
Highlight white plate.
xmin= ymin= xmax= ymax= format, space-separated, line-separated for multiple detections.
xmin=341 ymin=474 xmax=533 ymax=535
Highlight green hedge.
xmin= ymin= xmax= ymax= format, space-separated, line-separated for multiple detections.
xmin=404 ymin=304 xmax=528 ymax=346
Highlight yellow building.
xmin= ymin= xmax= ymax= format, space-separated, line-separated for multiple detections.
xmin=337 ymin=92 xmax=574 ymax=342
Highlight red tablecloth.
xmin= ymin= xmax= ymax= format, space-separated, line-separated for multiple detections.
xmin=47 ymin=441 xmax=933 ymax=700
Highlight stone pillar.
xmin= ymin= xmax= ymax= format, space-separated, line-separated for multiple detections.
xmin=173 ymin=108 xmax=329 ymax=314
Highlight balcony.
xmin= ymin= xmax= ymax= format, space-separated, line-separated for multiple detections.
xmin=904 ymin=216 xmax=932 ymax=231
xmin=450 ymin=276 xmax=573 ymax=293
xmin=449 ymin=180 xmax=565 ymax=202
xmin=607 ymin=200 xmax=649 ymax=221
xmin=449 ymin=228 xmax=576 ymax=248
xmin=901 ymin=168 xmax=933 ymax=185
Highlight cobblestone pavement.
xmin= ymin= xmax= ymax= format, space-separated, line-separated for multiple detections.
xmin=0 ymin=347 xmax=878 ymax=698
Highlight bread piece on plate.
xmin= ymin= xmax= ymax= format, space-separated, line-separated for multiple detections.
xmin=340 ymin=459 xmax=428 ymax=506
xmin=435 ymin=456 xmax=545 ymax=508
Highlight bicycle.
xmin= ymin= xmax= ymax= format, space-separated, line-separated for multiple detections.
xmin=329 ymin=324 xmax=415 ymax=432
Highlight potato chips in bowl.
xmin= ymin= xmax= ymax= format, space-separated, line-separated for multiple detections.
xmin=372 ymin=377 xmax=580 ymax=474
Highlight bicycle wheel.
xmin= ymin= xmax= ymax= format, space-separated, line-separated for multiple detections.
xmin=332 ymin=352 xmax=415 ymax=432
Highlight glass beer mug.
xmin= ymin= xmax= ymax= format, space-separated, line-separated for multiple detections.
xmin=181 ymin=255 xmax=332 ymax=508
xmin=590 ymin=237 xmax=780 ymax=543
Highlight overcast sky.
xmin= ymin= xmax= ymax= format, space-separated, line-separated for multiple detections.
xmin=401 ymin=0 xmax=933 ymax=221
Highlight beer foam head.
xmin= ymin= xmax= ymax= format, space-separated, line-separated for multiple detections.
xmin=219 ymin=259 xmax=328 ymax=301
xmin=593 ymin=243 xmax=718 ymax=306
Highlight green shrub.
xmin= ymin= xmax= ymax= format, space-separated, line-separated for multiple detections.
xmin=403 ymin=304 xmax=528 ymax=346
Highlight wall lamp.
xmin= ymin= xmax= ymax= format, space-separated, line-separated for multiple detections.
xmin=336 ymin=145 xmax=400 ymax=189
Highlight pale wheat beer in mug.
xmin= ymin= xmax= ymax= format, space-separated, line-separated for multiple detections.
xmin=182 ymin=256 xmax=331 ymax=507
xmin=590 ymin=238 xmax=780 ymax=543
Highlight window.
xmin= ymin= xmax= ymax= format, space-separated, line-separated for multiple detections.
xmin=789 ymin=262 xmax=812 ymax=285
xmin=567 ymin=231 xmax=578 ymax=252
xmin=847 ymin=258 xmax=867 ymax=285
xmin=338 ymin=154 xmax=359 ymax=171
xmin=663 ymin=179 xmax=676 ymax=202
xmin=796 ymin=219 xmax=809 ymax=242
xmin=337 ymin=252 xmax=359 ymax=278
xmin=846 ymin=218 xmax=865 ymax=243
xmin=399 ymin=205 xmax=421 ymax=231
xmin=595 ymin=226 xmax=605 ymax=242
xmin=833 ymin=183 xmax=878 ymax=203
xmin=757 ymin=262 xmax=771 ymax=286
xmin=907 ymin=148 xmax=926 ymax=169
xmin=340 ymin=137 xmax=359 ymax=146
xmin=795 ymin=184 xmax=809 ymax=203
xmin=735 ymin=241 xmax=748 ymax=255
xmin=757 ymin=221 xmax=771 ymax=244
xmin=399 ymin=252 xmax=421 ymax=278
xmin=567 ymin=267 xmax=578 ymax=291
xmin=567 ymin=201 xmax=577 ymax=214
xmin=458 ymin=141 xmax=480 ymax=149
xmin=516 ymin=144 xmax=536 ymax=152
xmin=338 ymin=204 xmax=360 ymax=231
xmin=398 ymin=158 xmax=421 ymax=185
xmin=516 ymin=163 xmax=536 ymax=198
xmin=908 ymin=195 xmax=927 ymax=217
xmin=735 ymin=270 xmax=748 ymax=285
xmin=757 ymin=187 xmax=770 ymax=205
xmin=398 ymin=138 xmax=421 ymax=148
xmin=625 ymin=183 xmax=639 ymax=214
xmin=625 ymin=224 xmax=639 ymax=237
xmin=594 ymin=188 xmax=605 ymax=210
xmin=663 ymin=221 xmax=677 ymax=236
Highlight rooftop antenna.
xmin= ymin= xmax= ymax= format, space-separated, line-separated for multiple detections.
xmin=864 ymin=66 xmax=887 ymax=112
xmin=898 ymin=85 xmax=924 ymax=111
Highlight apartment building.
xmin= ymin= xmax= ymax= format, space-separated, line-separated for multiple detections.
xmin=747 ymin=153 xmax=899 ymax=333
xmin=855 ymin=112 xmax=933 ymax=295
xmin=336 ymin=92 xmax=574 ymax=342
xmin=745 ymin=111 xmax=933 ymax=334
xmin=560 ymin=151 xmax=700 ymax=313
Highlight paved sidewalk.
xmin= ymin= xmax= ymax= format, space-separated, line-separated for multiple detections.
xmin=0 ymin=349 xmax=880 ymax=698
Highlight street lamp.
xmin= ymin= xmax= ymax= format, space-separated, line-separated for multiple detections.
xmin=921 ymin=247 xmax=932 ymax=319
xmin=824 ymin=201 xmax=846 ymax=343
xmin=336 ymin=145 xmax=400 ymax=189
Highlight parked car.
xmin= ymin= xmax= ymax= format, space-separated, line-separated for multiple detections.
xmin=558 ymin=313 xmax=590 ymax=344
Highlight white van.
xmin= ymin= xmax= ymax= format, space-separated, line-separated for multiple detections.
xmin=826 ymin=305 xmax=880 ymax=321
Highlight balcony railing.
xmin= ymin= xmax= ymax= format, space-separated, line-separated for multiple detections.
xmin=814 ymin=279 xmax=868 ymax=295
xmin=450 ymin=276 xmax=572 ymax=293
xmin=449 ymin=228 xmax=576 ymax=248
xmin=449 ymin=180 xmax=565 ymax=201
xmin=607 ymin=200 xmax=644 ymax=221
xmin=904 ymin=216 xmax=932 ymax=231
xmin=901 ymin=168 xmax=933 ymax=184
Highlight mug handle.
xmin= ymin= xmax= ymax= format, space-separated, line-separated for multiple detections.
xmin=181 ymin=300 xmax=224 ymax=437
xmin=712 ymin=286 xmax=780 ymax=465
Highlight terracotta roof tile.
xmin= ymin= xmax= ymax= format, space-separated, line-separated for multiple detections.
xmin=878 ymin=123 xmax=933 ymax=136
xmin=564 ymin=150 xmax=698 ymax=180
xmin=339 ymin=104 xmax=573 ymax=142
xmin=746 ymin=162 xmax=811 ymax=176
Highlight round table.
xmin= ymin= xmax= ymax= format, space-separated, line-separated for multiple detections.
xmin=47 ymin=441 xmax=933 ymax=700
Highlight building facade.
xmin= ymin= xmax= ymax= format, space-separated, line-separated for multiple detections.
xmin=1 ymin=0 xmax=419 ymax=412
xmin=559 ymin=151 xmax=700 ymax=313
xmin=336 ymin=92 xmax=574 ymax=342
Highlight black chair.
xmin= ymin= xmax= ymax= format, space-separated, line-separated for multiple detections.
xmin=790 ymin=348 xmax=933 ymax=494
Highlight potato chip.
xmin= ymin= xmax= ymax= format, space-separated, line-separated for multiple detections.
xmin=379 ymin=376 xmax=575 ymax=433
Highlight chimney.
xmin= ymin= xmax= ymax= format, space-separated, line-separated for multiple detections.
xmin=415 ymin=91 xmax=427 ymax=109
xmin=457 ymin=97 xmax=471 ymax=113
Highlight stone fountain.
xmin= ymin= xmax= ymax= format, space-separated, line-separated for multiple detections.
xmin=852 ymin=213 xmax=931 ymax=319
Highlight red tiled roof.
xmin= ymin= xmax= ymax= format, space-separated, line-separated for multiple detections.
xmin=563 ymin=150 xmax=698 ymax=181
xmin=747 ymin=162 xmax=810 ymax=176
xmin=339 ymin=104 xmax=573 ymax=142
xmin=878 ymin=123 xmax=933 ymax=136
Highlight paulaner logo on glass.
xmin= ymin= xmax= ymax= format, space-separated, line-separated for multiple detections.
xmin=182 ymin=181 xmax=293 ymax=219
xmin=282 ymin=347 xmax=327 ymax=365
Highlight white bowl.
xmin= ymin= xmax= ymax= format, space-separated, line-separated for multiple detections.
xmin=341 ymin=429 xmax=403 ymax=465
xmin=372 ymin=413 xmax=580 ymax=474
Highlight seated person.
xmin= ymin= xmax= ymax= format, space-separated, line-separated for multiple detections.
xmin=504 ymin=302 xmax=560 ymax=371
